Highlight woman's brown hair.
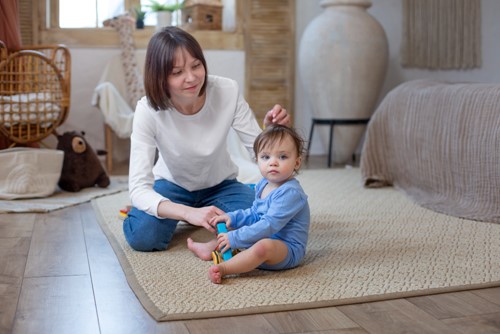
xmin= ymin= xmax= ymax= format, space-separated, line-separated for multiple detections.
xmin=144 ymin=26 xmax=208 ymax=111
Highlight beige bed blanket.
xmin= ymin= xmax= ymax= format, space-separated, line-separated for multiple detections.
xmin=360 ymin=79 xmax=500 ymax=223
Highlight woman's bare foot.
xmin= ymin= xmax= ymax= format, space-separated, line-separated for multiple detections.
xmin=208 ymin=265 xmax=222 ymax=284
xmin=187 ymin=238 xmax=215 ymax=261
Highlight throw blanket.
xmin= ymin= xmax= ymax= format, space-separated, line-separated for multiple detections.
xmin=361 ymin=79 xmax=500 ymax=223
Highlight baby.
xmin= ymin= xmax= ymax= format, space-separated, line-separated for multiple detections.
xmin=188 ymin=124 xmax=310 ymax=283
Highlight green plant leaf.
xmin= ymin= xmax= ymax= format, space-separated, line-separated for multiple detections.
xmin=133 ymin=6 xmax=148 ymax=20
xmin=145 ymin=1 xmax=183 ymax=12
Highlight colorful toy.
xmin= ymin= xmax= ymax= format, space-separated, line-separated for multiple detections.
xmin=211 ymin=222 xmax=233 ymax=264
xmin=119 ymin=205 xmax=131 ymax=220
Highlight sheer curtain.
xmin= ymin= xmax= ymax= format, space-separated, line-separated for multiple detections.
xmin=222 ymin=0 xmax=236 ymax=32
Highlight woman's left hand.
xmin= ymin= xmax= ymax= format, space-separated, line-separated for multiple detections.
xmin=263 ymin=104 xmax=291 ymax=127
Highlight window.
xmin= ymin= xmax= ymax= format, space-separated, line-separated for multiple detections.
xmin=57 ymin=0 xmax=182 ymax=28
xmin=59 ymin=0 xmax=125 ymax=28
xmin=37 ymin=0 xmax=242 ymax=49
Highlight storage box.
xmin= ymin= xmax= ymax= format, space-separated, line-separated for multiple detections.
xmin=181 ymin=0 xmax=223 ymax=30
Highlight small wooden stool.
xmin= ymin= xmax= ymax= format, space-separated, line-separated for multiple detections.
xmin=306 ymin=118 xmax=371 ymax=167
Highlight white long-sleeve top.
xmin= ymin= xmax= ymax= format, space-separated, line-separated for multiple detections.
xmin=129 ymin=75 xmax=263 ymax=217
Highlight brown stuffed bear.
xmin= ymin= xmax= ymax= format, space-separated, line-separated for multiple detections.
xmin=57 ymin=131 xmax=110 ymax=192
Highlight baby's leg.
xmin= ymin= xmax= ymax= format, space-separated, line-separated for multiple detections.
xmin=208 ymin=265 xmax=222 ymax=284
xmin=187 ymin=238 xmax=217 ymax=261
xmin=209 ymin=239 xmax=288 ymax=284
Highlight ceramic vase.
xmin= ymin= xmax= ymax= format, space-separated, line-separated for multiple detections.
xmin=156 ymin=11 xmax=172 ymax=31
xmin=299 ymin=0 xmax=388 ymax=164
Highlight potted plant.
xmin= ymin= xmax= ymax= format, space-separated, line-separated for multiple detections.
xmin=133 ymin=6 xmax=148 ymax=29
xmin=146 ymin=1 xmax=183 ymax=30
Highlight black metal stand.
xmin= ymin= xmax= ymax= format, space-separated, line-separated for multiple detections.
xmin=306 ymin=118 xmax=371 ymax=167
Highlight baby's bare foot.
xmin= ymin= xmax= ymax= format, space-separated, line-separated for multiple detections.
xmin=208 ymin=265 xmax=222 ymax=284
xmin=187 ymin=238 xmax=213 ymax=261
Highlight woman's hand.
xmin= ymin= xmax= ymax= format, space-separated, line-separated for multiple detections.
xmin=184 ymin=206 xmax=224 ymax=233
xmin=157 ymin=201 xmax=224 ymax=233
xmin=263 ymin=104 xmax=291 ymax=128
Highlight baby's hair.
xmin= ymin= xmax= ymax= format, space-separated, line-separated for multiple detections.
xmin=253 ymin=124 xmax=306 ymax=162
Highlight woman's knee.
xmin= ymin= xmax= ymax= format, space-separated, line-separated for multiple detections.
xmin=123 ymin=212 xmax=176 ymax=252
xmin=123 ymin=218 xmax=156 ymax=251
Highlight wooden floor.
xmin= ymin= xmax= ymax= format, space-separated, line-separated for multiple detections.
xmin=1 ymin=156 xmax=500 ymax=334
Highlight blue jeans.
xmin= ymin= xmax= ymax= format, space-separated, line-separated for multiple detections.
xmin=123 ymin=179 xmax=255 ymax=251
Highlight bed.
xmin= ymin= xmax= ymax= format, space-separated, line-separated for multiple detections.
xmin=360 ymin=79 xmax=500 ymax=223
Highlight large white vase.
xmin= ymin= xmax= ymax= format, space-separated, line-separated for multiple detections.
xmin=156 ymin=11 xmax=172 ymax=31
xmin=299 ymin=0 xmax=388 ymax=164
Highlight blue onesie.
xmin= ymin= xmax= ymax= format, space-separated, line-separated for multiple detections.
xmin=227 ymin=177 xmax=310 ymax=270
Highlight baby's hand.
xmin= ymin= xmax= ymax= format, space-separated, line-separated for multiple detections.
xmin=209 ymin=214 xmax=231 ymax=229
xmin=217 ymin=233 xmax=231 ymax=254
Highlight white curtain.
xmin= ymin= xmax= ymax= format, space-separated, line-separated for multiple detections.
xmin=222 ymin=0 xmax=236 ymax=32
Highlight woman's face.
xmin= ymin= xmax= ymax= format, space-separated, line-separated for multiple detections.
xmin=167 ymin=47 xmax=206 ymax=103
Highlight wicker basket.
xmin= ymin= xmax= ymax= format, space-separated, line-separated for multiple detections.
xmin=0 ymin=147 xmax=64 ymax=199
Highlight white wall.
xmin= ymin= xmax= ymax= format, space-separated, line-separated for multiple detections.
xmin=60 ymin=0 xmax=500 ymax=158
xmin=296 ymin=0 xmax=500 ymax=154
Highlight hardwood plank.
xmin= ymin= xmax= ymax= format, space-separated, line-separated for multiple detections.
xmin=0 ymin=213 xmax=35 ymax=238
xmin=185 ymin=314 xmax=278 ymax=334
xmin=407 ymin=290 xmax=500 ymax=320
xmin=299 ymin=329 xmax=368 ymax=334
xmin=24 ymin=207 xmax=89 ymax=277
xmin=0 ymin=275 xmax=22 ymax=334
xmin=0 ymin=214 xmax=34 ymax=334
xmin=12 ymin=275 xmax=99 ymax=334
xmin=338 ymin=299 xmax=457 ymax=334
xmin=263 ymin=307 xmax=363 ymax=333
xmin=442 ymin=312 xmax=500 ymax=333
xmin=471 ymin=287 xmax=500 ymax=306
xmin=80 ymin=203 xmax=189 ymax=333
xmin=0 ymin=237 xmax=30 ymax=277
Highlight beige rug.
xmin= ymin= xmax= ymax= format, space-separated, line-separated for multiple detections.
xmin=0 ymin=176 xmax=128 ymax=213
xmin=92 ymin=168 xmax=500 ymax=321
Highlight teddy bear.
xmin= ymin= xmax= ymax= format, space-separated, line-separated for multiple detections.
xmin=57 ymin=131 xmax=110 ymax=192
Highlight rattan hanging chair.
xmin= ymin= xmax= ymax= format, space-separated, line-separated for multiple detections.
xmin=0 ymin=41 xmax=71 ymax=146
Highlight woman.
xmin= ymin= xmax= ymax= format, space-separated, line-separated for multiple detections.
xmin=123 ymin=26 xmax=290 ymax=251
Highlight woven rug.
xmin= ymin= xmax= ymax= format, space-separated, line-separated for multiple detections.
xmin=92 ymin=168 xmax=500 ymax=321
xmin=0 ymin=176 xmax=128 ymax=213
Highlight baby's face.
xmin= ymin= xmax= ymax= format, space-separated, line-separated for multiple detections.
xmin=257 ymin=135 xmax=301 ymax=186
